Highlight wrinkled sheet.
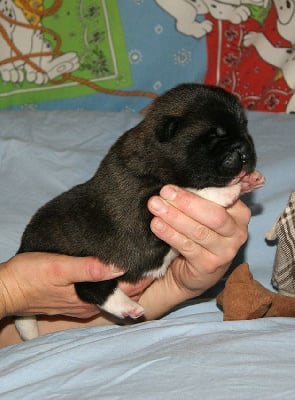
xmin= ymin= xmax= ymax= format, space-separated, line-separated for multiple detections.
xmin=0 ymin=110 xmax=295 ymax=399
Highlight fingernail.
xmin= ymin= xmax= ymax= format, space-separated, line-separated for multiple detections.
xmin=152 ymin=218 xmax=166 ymax=232
xmin=160 ymin=185 xmax=178 ymax=201
xmin=149 ymin=197 xmax=167 ymax=214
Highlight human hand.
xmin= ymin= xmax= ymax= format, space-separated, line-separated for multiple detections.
xmin=0 ymin=253 xmax=152 ymax=320
xmin=145 ymin=185 xmax=250 ymax=313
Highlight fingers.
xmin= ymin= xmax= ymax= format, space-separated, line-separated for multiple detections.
xmin=152 ymin=218 xmax=205 ymax=260
xmin=148 ymin=185 xmax=250 ymax=237
xmin=160 ymin=185 xmax=250 ymax=234
xmin=148 ymin=185 xmax=250 ymax=263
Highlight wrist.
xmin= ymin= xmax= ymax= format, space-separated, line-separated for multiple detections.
xmin=0 ymin=296 xmax=6 ymax=319
xmin=168 ymin=267 xmax=205 ymax=303
xmin=0 ymin=259 xmax=27 ymax=318
xmin=0 ymin=263 xmax=10 ymax=319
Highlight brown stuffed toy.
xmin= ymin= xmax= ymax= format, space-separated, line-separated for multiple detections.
xmin=218 ymin=190 xmax=295 ymax=321
xmin=217 ymin=263 xmax=295 ymax=321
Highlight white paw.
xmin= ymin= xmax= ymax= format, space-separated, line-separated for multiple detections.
xmin=100 ymin=288 xmax=145 ymax=320
xmin=15 ymin=316 xmax=39 ymax=341
xmin=240 ymin=170 xmax=265 ymax=193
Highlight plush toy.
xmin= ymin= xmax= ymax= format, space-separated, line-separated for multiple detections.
xmin=217 ymin=189 xmax=295 ymax=321
xmin=216 ymin=263 xmax=295 ymax=321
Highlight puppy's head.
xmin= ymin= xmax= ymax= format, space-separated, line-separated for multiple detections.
xmin=146 ymin=83 xmax=256 ymax=189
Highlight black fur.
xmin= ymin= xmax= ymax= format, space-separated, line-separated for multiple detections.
xmin=17 ymin=84 xmax=256 ymax=306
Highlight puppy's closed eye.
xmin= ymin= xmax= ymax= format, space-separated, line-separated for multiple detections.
xmin=215 ymin=127 xmax=227 ymax=138
xmin=207 ymin=126 xmax=227 ymax=139
xmin=156 ymin=116 xmax=181 ymax=143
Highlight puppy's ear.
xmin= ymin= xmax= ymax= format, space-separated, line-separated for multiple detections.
xmin=155 ymin=116 xmax=180 ymax=143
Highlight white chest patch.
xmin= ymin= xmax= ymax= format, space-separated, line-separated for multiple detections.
xmin=186 ymin=184 xmax=241 ymax=208
xmin=143 ymin=247 xmax=179 ymax=279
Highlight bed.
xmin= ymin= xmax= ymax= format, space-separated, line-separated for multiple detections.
xmin=1 ymin=1 xmax=295 ymax=398
xmin=0 ymin=109 xmax=295 ymax=399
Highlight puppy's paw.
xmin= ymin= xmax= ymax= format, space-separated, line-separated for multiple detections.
xmin=99 ymin=288 xmax=145 ymax=320
xmin=15 ymin=316 xmax=39 ymax=341
xmin=240 ymin=170 xmax=265 ymax=193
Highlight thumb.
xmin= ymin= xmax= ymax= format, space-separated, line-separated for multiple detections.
xmin=48 ymin=254 xmax=124 ymax=284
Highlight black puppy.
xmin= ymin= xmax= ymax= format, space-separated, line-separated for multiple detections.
xmin=15 ymin=83 xmax=264 ymax=340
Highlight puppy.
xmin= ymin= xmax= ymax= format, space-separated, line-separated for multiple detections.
xmin=15 ymin=83 xmax=264 ymax=340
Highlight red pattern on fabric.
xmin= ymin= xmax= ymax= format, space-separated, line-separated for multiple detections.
xmin=205 ymin=6 xmax=293 ymax=113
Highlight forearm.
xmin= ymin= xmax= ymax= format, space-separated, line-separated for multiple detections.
xmin=139 ymin=257 xmax=230 ymax=320
xmin=138 ymin=268 xmax=202 ymax=321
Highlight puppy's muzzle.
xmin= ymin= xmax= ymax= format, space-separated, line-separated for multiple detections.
xmin=222 ymin=145 xmax=255 ymax=173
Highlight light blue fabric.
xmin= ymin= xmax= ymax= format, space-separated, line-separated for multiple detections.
xmin=1 ymin=316 xmax=295 ymax=400
xmin=0 ymin=110 xmax=295 ymax=399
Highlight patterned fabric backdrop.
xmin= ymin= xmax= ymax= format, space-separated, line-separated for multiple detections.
xmin=0 ymin=1 xmax=294 ymax=113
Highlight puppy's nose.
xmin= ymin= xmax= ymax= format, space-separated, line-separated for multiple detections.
xmin=236 ymin=142 xmax=252 ymax=165
xmin=236 ymin=146 xmax=256 ymax=173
